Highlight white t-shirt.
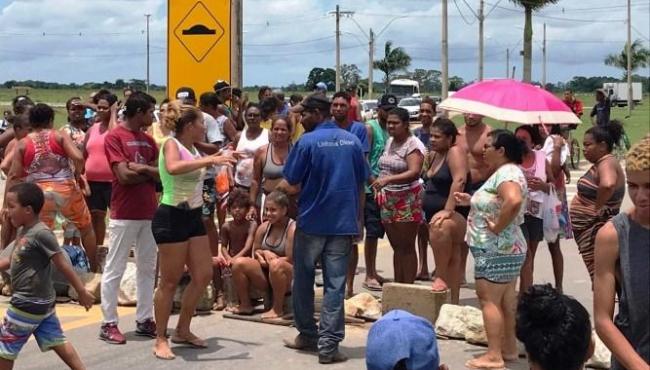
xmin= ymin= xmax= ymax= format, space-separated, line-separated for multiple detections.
xmin=202 ymin=112 xmax=226 ymax=180
xmin=542 ymin=135 xmax=568 ymax=166
xmin=203 ymin=112 xmax=225 ymax=144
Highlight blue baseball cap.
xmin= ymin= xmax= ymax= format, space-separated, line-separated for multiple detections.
xmin=315 ymin=81 xmax=328 ymax=92
xmin=366 ymin=310 xmax=440 ymax=370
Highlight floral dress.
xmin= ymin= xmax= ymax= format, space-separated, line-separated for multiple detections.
xmin=465 ymin=163 xmax=528 ymax=283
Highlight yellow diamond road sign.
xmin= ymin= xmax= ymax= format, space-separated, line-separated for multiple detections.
xmin=168 ymin=0 xmax=231 ymax=98
xmin=174 ymin=1 xmax=224 ymax=63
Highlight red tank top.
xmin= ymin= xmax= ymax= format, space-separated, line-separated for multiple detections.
xmin=23 ymin=130 xmax=73 ymax=182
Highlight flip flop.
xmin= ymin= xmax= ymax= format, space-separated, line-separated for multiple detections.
xmin=171 ymin=336 xmax=208 ymax=349
xmin=230 ymin=307 xmax=255 ymax=316
xmin=465 ymin=359 xmax=505 ymax=370
xmin=153 ymin=350 xmax=176 ymax=360
xmin=362 ymin=281 xmax=382 ymax=291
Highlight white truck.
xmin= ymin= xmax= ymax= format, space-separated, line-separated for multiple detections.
xmin=389 ymin=79 xmax=420 ymax=101
xmin=603 ymin=82 xmax=642 ymax=107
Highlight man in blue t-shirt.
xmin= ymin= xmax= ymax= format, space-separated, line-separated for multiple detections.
xmin=330 ymin=91 xmax=370 ymax=298
xmin=279 ymin=94 xmax=368 ymax=364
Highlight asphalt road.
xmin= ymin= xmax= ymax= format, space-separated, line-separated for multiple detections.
xmin=1 ymin=164 xmax=627 ymax=369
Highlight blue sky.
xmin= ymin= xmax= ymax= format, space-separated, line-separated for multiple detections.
xmin=0 ymin=0 xmax=648 ymax=87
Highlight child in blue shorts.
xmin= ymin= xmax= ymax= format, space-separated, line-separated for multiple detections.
xmin=0 ymin=183 xmax=94 ymax=369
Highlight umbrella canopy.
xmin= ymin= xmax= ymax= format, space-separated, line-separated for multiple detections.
xmin=439 ymin=79 xmax=581 ymax=125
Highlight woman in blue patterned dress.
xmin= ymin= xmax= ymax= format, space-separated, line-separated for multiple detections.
xmin=454 ymin=129 xmax=528 ymax=370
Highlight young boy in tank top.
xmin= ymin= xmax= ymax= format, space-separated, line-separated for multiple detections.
xmin=213 ymin=189 xmax=257 ymax=310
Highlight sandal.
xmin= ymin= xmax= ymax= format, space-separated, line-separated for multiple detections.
xmin=362 ymin=280 xmax=382 ymax=291
xmin=171 ymin=334 xmax=207 ymax=349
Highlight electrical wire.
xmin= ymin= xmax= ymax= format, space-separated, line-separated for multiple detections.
xmin=452 ymin=0 xmax=477 ymax=25
xmin=0 ymin=31 xmax=144 ymax=37
xmin=246 ymin=35 xmax=335 ymax=47
xmin=631 ymin=25 xmax=650 ymax=42
xmin=244 ymin=44 xmax=365 ymax=58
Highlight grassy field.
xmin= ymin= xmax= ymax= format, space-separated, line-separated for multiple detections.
xmin=449 ymin=93 xmax=650 ymax=147
xmin=1 ymin=89 xmax=648 ymax=145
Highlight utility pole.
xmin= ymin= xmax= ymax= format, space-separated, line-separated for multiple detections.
xmin=335 ymin=5 xmax=341 ymax=92
xmin=542 ymin=23 xmax=547 ymax=89
xmin=478 ymin=0 xmax=484 ymax=81
xmin=368 ymin=28 xmax=374 ymax=99
xmin=506 ymin=48 xmax=510 ymax=78
xmin=231 ymin=0 xmax=243 ymax=87
xmin=442 ymin=0 xmax=449 ymax=98
xmin=512 ymin=65 xmax=516 ymax=79
xmin=627 ymin=0 xmax=633 ymax=113
xmin=145 ymin=14 xmax=151 ymax=93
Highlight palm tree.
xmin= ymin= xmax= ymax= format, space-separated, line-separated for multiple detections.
xmin=510 ymin=0 xmax=558 ymax=82
xmin=373 ymin=41 xmax=412 ymax=87
xmin=604 ymin=39 xmax=650 ymax=79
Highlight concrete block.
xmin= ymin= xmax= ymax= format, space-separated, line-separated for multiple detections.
xmin=381 ymin=283 xmax=449 ymax=324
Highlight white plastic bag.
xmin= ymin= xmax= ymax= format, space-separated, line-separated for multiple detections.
xmin=542 ymin=185 xmax=562 ymax=242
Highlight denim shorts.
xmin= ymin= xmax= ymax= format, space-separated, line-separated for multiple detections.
xmin=364 ymin=193 xmax=385 ymax=239
xmin=202 ymin=178 xmax=218 ymax=217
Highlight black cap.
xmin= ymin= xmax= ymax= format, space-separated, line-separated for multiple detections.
xmin=378 ymin=94 xmax=398 ymax=109
xmin=291 ymin=94 xmax=331 ymax=113
xmin=301 ymin=95 xmax=331 ymax=110
xmin=175 ymin=87 xmax=196 ymax=102
xmin=213 ymin=80 xmax=231 ymax=92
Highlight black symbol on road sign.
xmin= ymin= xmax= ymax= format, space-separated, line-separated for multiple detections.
xmin=174 ymin=1 xmax=225 ymax=63
xmin=182 ymin=25 xmax=216 ymax=35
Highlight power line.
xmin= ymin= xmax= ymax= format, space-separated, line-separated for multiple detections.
xmin=631 ymin=25 xmax=650 ymax=42
xmin=452 ymin=0 xmax=476 ymax=25
xmin=460 ymin=0 xmax=479 ymax=18
xmin=244 ymin=44 xmax=365 ymax=58
xmin=246 ymin=35 xmax=335 ymax=47
xmin=0 ymin=48 xmax=163 ymax=58
xmin=483 ymin=2 xmax=627 ymax=23
xmin=0 ymin=31 xmax=143 ymax=37
xmin=243 ymin=15 xmax=329 ymax=27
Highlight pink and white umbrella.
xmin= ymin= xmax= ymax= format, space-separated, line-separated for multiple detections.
xmin=439 ymin=79 xmax=581 ymax=125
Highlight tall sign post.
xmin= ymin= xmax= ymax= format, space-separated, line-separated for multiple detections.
xmin=168 ymin=0 xmax=231 ymax=97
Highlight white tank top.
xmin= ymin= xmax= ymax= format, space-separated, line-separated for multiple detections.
xmin=235 ymin=128 xmax=269 ymax=187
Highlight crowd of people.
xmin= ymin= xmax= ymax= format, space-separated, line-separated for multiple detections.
xmin=0 ymin=82 xmax=646 ymax=370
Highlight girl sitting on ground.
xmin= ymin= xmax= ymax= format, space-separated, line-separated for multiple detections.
xmin=231 ymin=190 xmax=295 ymax=320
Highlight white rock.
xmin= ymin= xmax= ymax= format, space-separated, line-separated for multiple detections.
xmin=587 ymin=330 xmax=612 ymax=369
xmin=462 ymin=305 xmax=487 ymax=345
xmin=345 ymin=292 xmax=382 ymax=320
xmin=117 ymin=262 xmax=137 ymax=306
xmin=435 ymin=304 xmax=468 ymax=339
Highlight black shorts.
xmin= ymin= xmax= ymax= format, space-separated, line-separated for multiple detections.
xmin=456 ymin=180 xmax=485 ymax=219
xmin=86 ymin=181 xmax=112 ymax=212
xmin=520 ymin=215 xmax=543 ymax=243
xmin=152 ymin=204 xmax=206 ymax=244
xmin=364 ymin=193 xmax=385 ymax=239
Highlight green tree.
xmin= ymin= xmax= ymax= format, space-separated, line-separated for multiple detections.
xmin=409 ymin=69 xmax=442 ymax=92
xmin=509 ymin=0 xmax=558 ymax=82
xmin=448 ymin=76 xmax=466 ymax=91
xmin=373 ymin=41 xmax=412 ymax=86
xmin=340 ymin=64 xmax=362 ymax=89
xmin=604 ymin=39 xmax=650 ymax=79
xmin=305 ymin=67 xmax=336 ymax=91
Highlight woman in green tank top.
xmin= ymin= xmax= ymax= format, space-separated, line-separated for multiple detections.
xmin=151 ymin=101 xmax=236 ymax=360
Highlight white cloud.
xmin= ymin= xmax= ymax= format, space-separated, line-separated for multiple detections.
xmin=0 ymin=0 xmax=647 ymax=87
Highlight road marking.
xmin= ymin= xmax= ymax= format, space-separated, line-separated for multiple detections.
xmin=0 ymin=301 xmax=136 ymax=333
